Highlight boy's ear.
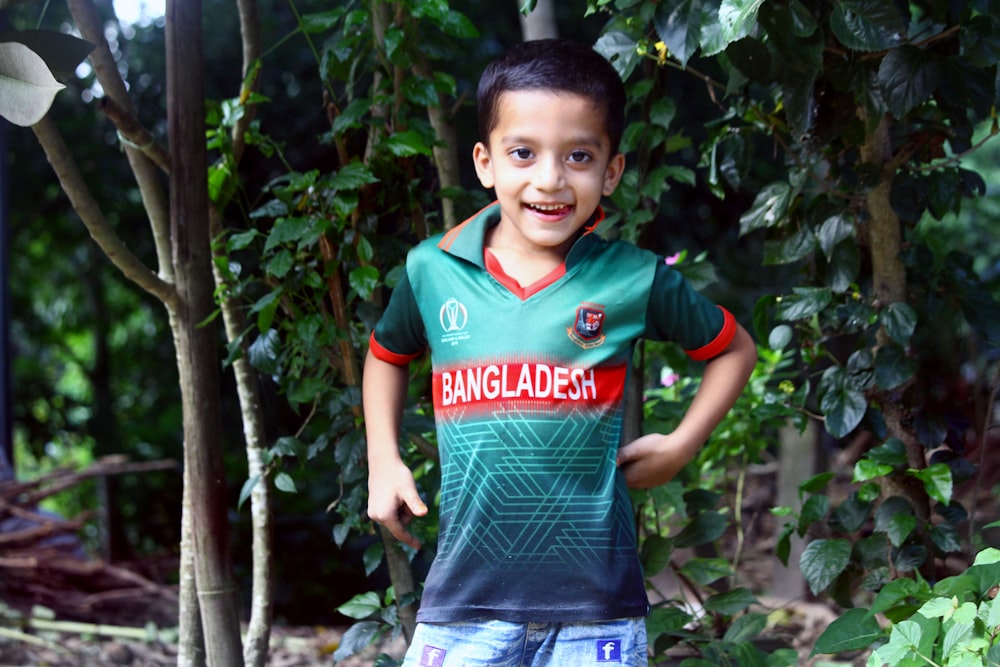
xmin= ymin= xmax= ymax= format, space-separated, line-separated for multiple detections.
xmin=602 ymin=152 xmax=626 ymax=196
xmin=472 ymin=142 xmax=495 ymax=189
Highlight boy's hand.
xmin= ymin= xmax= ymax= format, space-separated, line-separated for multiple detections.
xmin=367 ymin=460 xmax=428 ymax=549
xmin=616 ymin=432 xmax=700 ymax=489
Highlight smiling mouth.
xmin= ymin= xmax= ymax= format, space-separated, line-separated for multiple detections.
xmin=527 ymin=202 xmax=572 ymax=216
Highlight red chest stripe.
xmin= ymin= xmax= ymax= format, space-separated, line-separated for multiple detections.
xmin=433 ymin=362 xmax=627 ymax=413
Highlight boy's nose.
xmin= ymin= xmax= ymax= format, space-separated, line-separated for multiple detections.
xmin=532 ymin=157 xmax=565 ymax=191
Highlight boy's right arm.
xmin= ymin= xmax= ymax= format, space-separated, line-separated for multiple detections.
xmin=362 ymin=348 xmax=428 ymax=549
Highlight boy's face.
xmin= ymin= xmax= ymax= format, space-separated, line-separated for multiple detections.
xmin=473 ymin=90 xmax=625 ymax=256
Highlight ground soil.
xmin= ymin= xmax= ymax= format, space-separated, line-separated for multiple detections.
xmin=2 ymin=453 xmax=995 ymax=666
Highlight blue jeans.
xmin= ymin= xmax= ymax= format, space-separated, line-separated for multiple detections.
xmin=401 ymin=617 xmax=648 ymax=667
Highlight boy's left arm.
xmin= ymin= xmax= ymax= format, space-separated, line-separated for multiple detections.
xmin=616 ymin=323 xmax=758 ymax=489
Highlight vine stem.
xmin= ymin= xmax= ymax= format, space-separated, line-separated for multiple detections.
xmin=730 ymin=452 xmax=748 ymax=583
xmin=969 ymin=362 xmax=1000 ymax=547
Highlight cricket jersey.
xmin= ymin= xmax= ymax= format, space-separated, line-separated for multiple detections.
xmin=369 ymin=202 xmax=736 ymax=623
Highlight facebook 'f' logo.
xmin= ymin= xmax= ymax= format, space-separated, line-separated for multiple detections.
xmin=596 ymin=638 xmax=622 ymax=662
xmin=419 ymin=645 xmax=446 ymax=667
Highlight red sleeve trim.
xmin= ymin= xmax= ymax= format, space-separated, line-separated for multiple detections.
xmin=686 ymin=306 xmax=737 ymax=362
xmin=369 ymin=331 xmax=422 ymax=366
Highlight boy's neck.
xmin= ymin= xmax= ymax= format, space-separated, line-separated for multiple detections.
xmin=484 ymin=224 xmax=577 ymax=287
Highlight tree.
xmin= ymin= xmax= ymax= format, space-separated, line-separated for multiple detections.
xmin=1 ymin=0 xmax=248 ymax=662
xmin=586 ymin=0 xmax=1000 ymax=659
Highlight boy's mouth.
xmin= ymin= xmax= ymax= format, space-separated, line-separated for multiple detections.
xmin=526 ymin=202 xmax=572 ymax=217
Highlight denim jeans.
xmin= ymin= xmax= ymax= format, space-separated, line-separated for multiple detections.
xmin=401 ymin=617 xmax=648 ymax=667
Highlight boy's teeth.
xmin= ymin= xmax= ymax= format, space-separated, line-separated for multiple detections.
xmin=533 ymin=204 xmax=566 ymax=211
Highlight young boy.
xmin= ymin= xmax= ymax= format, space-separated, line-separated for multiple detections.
xmin=363 ymin=39 xmax=757 ymax=666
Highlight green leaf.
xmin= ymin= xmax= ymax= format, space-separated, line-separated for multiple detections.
xmin=227 ymin=229 xmax=260 ymax=252
xmin=799 ymin=472 xmax=834 ymax=496
xmin=704 ymin=587 xmax=759 ymax=615
xmin=248 ymin=328 xmax=281 ymax=375
xmin=881 ymin=303 xmax=917 ymax=345
xmin=679 ymin=557 xmax=733 ymax=586
xmin=332 ymin=621 xmax=381 ymax=661
xmin=247 ymin=281 xmax=281 ymax=327
xmin=957 ymin=279 xmax=1000 ymax=346
xmin=800 ymin=538 xmax=852 ymax=595
xmin=961 ymin=14 xmax=1000 ymax=68
xmin=0 ymin=41 xmax=66 ymax=126
xmin=918 ymin=596 xmax=957 ymax=621
xmin=640 ymin=534 xmax=673 ymax=577
xmin=264 ymin=216 xmax=319 ymax=252
xmin=820 ymin=382 xmax=866 ymax=438
xmin=723 ymin=612 xmax=767 ymax=643
xmin=594 ymin=31 xmax=642 ymax=80
xmin=874 ymin=343 xmax=916 ymax=390
xmin=854 ymin=458 xmax=892 ymax=482
xmin=237 ymin=475 xmax=260 ymax=510
xmin=813 ymin=607 xmax=882 ymax=654
xmin=885 ymin=513 xmax=917 ymax=548
xmin=817 ymin=213 xmax=854 ymax=260
xmin=646 ymin=606 xmax=693 ymax=637
xmin=739 ymin=182 xmax=793 ymax=235
xmin=830 ymin=491 xmax=872 ymax=533
xmin=674 ymin=511 xmax=727 ymax=549
xmin=775 ymin=287 xmax=832 ymax=321
xmin=763 ymin=225 xmax=815 ymax=265
xmin=768 ymin=324 xmax=793 ymax=350
xmin=300 ymin=8 xmax=347 ymax=33
xmin=973 ymin=548 xmax=1000 ymax=567
xmin=274 ymin=472 xmax=297 ymax=493
xmin=989 ymin=596 xmax=1000 ymax=628
xmin=829 ymin=0 xmax=906 ymax=52
xmin=349 ymin=265 xmax=380 ymax=300
xmin=362 ymin=542 xmax=384 ymax=577
xmin=782 ymin=68 xmax=818 ymax=139
xmin=909 ymin=463 xmax=953 ymax=505
xmin=337 ymin=591 xmax=382 ymax=620
xmin=330 ymin=98 xmax=370 ymax=134
xmin=384 ymin=129 xmax=432 ymax=157
xmin=867 ymin=438 xmax=907 ymax=466
xmin=785 ymin=0 xmax=818 ymax=37
xmin=719 ymin=0 xmax=764 ymax=45
xmin=654 ymin=0 xmax=703 ymax=67
xmin=329 ymin=160 xmax=380 ymax=190
xmin=874 ymin=496 xmax=915 ymax=537
xmin=799 ymin=494 xmax=831 ymax=534
xmin=265 ymin=248 xmax=294 ymax=279
xmin=878 ymin=45 xmax=942 ymax=118
xmin=868 ymin=576 xmax=925 ymax=617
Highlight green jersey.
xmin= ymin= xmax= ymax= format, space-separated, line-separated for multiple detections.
xmin=370 ymin=203 xmax=735 ymax=623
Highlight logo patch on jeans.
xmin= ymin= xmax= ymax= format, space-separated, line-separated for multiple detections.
xmin=419 ymin=645 xmax=446 ymax=667
xmin=596 ymin=639 xmax=622 ymax=662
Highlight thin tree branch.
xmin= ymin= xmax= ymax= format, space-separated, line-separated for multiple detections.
xmin=31 ymin=116 xmax=178 ymax=309
xmin=68 ymin=0 xmax=173 ymax=284
xmin=97 ymin=97 xmax=171 ymax=174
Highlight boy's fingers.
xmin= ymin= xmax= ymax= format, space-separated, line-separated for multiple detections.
xmin=405 ymin=493 xmax=428 ymax=516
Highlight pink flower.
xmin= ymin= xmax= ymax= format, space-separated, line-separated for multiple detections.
xmin=664 ymin=252 xmax=682 ymax=266
xmin=660 ymin=371 xmax=680 ymax=387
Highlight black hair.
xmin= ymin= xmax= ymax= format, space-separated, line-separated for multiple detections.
xmin=476 ymin=38 xmax=626 ymax=152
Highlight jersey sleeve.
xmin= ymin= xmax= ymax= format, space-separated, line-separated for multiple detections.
xmin=369 ymin=269 xmax=427 ymax=366
xmin=645 ymin=259 xmax=737 ymax=361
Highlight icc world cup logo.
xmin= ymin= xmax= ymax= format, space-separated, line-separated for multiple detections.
xmin=439 ymin=298 xmax=468 ymax=333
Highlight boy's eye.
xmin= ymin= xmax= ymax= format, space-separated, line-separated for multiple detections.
xmin=568 ymin=150 xmax=592 ymax=163
xmin=510 ymin=148 xmax=533 ymax=160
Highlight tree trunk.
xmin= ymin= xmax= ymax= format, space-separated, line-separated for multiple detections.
xmin=519 ymin=0 xmax=558 ymax=40
xmin=862 ymin=115 xmax=929 ymax=522
xmin=166 ymin=1 xmax=244 ymax=664
xmin=206 ymin=0 xmax=271 ymax=662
